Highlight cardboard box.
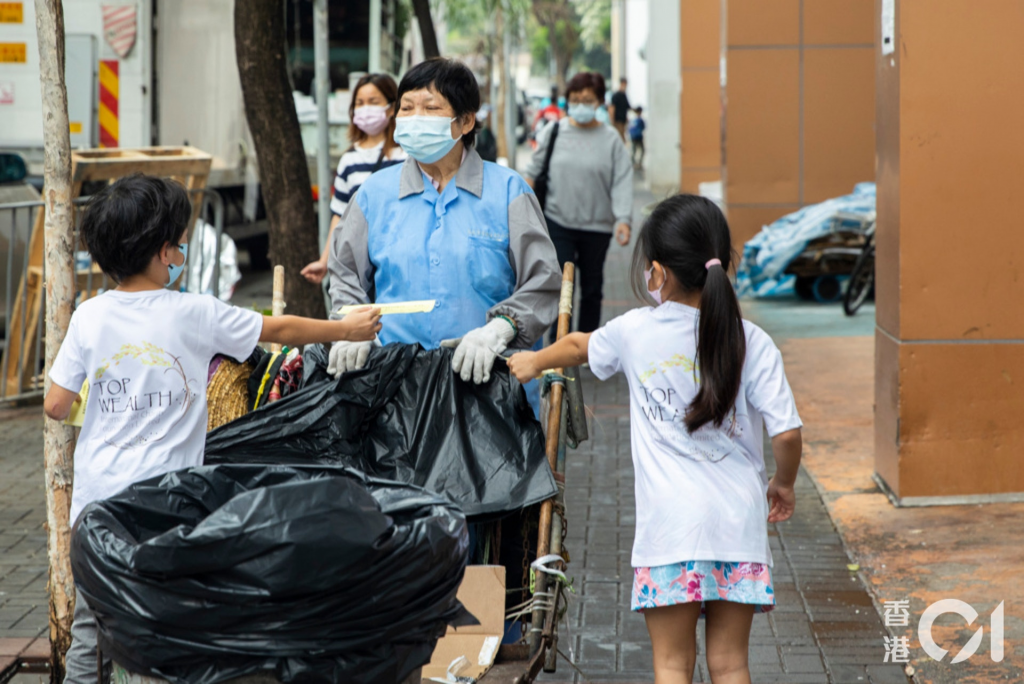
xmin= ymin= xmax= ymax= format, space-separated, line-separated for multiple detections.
xmin=422 ymin=565 xmax=506 ymax=683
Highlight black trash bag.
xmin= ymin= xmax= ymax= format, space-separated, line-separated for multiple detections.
xmin=298 ymin=342 xmax=331 ymax=389
xmin=205 ymin=344 xmax=556 ymax=519
xmin=71 ymin=464 xmax=471 ymax=684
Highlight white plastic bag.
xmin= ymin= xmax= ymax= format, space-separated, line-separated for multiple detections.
xmin=187 ymin=218 xmax=241 ymax=301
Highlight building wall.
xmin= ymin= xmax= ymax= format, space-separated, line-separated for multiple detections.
xmin=679 ymin=0 xmax=720 ymax=194
xmin=644 ymin=0 xmax=681 ymax=191
xmin=875 ymin=0 xmax=1024 ymax=501
xmin=624 ymin=0 xmax=649 ymax=114
xmin=722 ymin=0 xmax=875 ymax=249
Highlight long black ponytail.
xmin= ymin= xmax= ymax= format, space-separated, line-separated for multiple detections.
xmin=630 ymin=195 xmax=746 ymax=433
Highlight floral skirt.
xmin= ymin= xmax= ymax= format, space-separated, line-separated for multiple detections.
xmin=631 ymin=561 xmax=775 ymax=613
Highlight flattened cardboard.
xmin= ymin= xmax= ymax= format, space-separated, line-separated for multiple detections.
xmin=422 ymin=565 xmax=505 ymax=682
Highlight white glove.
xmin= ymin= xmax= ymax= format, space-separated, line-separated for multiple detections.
xmin=327 ymin=340 xmax=374 ymax=378
xmin=441 ymin=318 xmax=516 ymax=384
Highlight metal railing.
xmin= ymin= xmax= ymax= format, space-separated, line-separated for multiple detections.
xmin=0 ymin=188 xmax=224 ymax=403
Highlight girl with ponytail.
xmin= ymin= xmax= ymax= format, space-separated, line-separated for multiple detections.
xmin=509 ymin=194 xmax=803 ymax=684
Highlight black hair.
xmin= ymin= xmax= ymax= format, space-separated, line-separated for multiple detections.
xmin=635 ymin=106 xmax=643 ymax=114
xmin=397 ymin=57 xmax=479 ymax=148
xmin=630 ymin=194 xmax=746 ymax=433
xmin=80 ymin=173 xmax=192 ymax=283
xmin=566 ymin=71 xmax=606 ymax=103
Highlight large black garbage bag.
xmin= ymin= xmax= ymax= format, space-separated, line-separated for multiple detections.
xmin=71 ymin=464 xmax=471 ymax=684
xmin=205 ymin=344 xmax=556 ymax=519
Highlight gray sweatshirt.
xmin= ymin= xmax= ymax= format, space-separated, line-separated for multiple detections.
xmin=524 ymin=118 xmax=634 ymax=233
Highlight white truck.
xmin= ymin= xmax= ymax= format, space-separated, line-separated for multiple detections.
xmin=0 ymin=0 xmax=409 ymax=265
xmin=1 ymin=0 xmax=253 ymax=186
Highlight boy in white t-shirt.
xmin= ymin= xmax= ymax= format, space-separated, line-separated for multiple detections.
xmin=43 ymin=174 xmax=382 ymax=684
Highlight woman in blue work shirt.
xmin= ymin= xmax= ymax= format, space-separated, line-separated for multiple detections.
xmin=326 ymin=58 xmax=561 ymax=405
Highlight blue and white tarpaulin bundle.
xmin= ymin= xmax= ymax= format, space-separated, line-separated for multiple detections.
xmin=736 ymin=183 xmax=876 ymax=298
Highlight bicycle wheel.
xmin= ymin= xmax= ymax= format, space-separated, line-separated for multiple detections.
xmin=843 ymin=239 xmax=875 ymax=316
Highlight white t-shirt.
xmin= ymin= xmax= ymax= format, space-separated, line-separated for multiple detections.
xmin=48 ymin=289 xmax=264 ymax=524
xmin=588 ymin=302 xmax=802 ymax=568
xmin=329 ymin=141 xmax=406 ymax=216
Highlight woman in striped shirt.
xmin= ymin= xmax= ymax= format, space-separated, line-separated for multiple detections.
xmin=302 ymin=73 xmax=407 ymax=284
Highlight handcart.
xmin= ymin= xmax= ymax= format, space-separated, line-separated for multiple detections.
xmin=103 ymin=262 xmax=587 ymax=684
xmin=477 ymin=261 xmax=586 ymax=684
xmin=784 ymin=211 xmax=876 ymax=303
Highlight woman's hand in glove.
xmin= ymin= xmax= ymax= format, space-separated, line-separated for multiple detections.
xmin=327 ymin=340 xmax=374 ymax=378
xmin=440 ymin=318 xmax=516 ymax=384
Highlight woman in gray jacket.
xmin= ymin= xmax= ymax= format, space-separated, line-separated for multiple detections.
xmin=525 ymin=71 xmax=634 ymax=334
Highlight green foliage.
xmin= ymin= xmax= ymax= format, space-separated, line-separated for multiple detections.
xmin=531 ymin=24 xmax=551 ymax=73
xmin=576 ymin=41 xmax=611 ymax=76
xmin=575 ymin=0 xmax=610 ymax=52
xmin=395 ymin=0 xmax=412 ymax=43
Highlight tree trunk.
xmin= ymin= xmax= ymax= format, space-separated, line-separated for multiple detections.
xmin=549 ymin=25 xmax=565 ymax=93
xmin=411 ymin=0 xmax=440 ymax=59
xmin=553 ymin=45 xmax=571 ymax=93
xmin=494 ymin=3 xmax=508 ymax=160
xmin=235 ymin=0 xmax=325 ymax=319
xmin=33 ymin=1 xmax=77 ymax=680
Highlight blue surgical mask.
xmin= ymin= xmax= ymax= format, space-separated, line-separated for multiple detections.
xmin=394 ymin=115 xmax=459 ymax=163
xmin=166 ymin=243 xmax=188 ymax=288
xmin=569 ymin=103 xmax=597 ymax=124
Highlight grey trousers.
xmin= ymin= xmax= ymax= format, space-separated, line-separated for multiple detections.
xmin=65 ymin=597 xmax=110 ymax=684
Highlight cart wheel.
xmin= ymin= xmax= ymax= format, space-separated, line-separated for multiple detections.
xmin=794 ymin=276 xmax=816 ymax=301
xmin=811 ymin=275 xmax=843 ymax=303
xmin=843 ymin=238 xmax=876 ymax=316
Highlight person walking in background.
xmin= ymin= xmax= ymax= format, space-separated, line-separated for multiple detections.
xmin=302 ymin=73 xmax=406 ymax=285
xmin=531 ymin=85 xmax=565 ymax=149
xmin=524 ymin=71 xmax=633 ymax=337
xmin=630 ymin=105 xmax=646 ymax=170
xmin=475 ymin=103 xmax=498 ymax=162
xmin=535 ymin=85 xmax=564 ymax=125
xmin=610 ymin=77 xmax=633 ymax=142
xmin=507 ymin=194 xmax=803 ymax=684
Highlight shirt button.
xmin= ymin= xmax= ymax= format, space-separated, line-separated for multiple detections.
xmin=431 ymin=258 xmax=440 ymax=266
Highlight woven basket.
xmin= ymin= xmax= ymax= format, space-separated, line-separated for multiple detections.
xmin=207 ymin=357 xmax=254 ymax=431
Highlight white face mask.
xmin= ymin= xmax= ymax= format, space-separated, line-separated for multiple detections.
xmin=644 ymin=266 xmax=664 ymax=305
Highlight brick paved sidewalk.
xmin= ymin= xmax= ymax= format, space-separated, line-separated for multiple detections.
xmin=0 ymin=407 xmax=50 ymax=643
xmin=531 ymin=186 xmax=910 ymax=683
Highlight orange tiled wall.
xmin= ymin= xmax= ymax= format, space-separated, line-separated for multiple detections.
xmin=722 ymin=0 xmax=875 ymax=250
xmin=875 ymin=0 xmax=1024 ymax=500
xmin=680 ymin=0 xmax=721 ymax=193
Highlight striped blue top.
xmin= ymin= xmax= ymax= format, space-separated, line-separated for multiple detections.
xmin=330 ymin=142 xmax=407 ymax=216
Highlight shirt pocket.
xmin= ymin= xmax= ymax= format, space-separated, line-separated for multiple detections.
xmin=466 ymin=234 xmax=514 ymax=304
